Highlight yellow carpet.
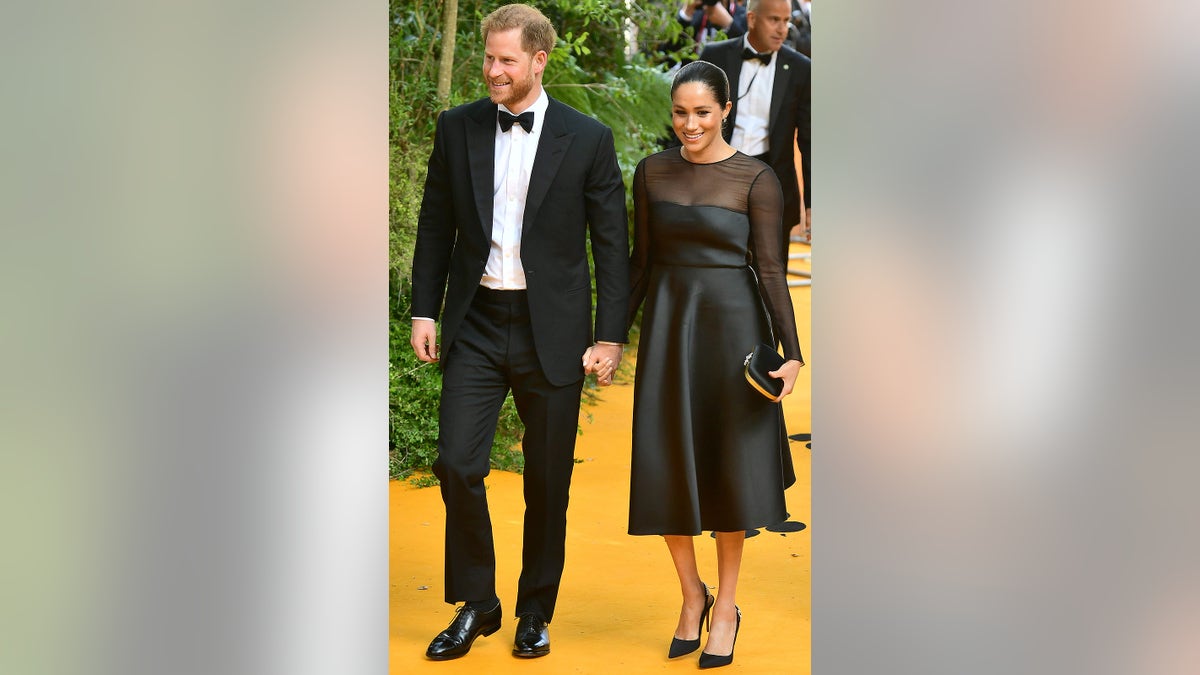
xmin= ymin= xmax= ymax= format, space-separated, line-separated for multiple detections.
xmin=390 ymin=244 xmax=811 ymax=674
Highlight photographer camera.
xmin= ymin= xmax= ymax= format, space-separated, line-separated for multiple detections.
xmin=678 ymin=0 xmax=747 ymax=44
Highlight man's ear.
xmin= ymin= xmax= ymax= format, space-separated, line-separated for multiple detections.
xmin=532 ymin=50 xmax=548 ymax=76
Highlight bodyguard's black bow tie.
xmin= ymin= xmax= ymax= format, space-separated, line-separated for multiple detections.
xmin=498 ymin=110 xmax=535 ymax=133
xmin=742 ymin=48 xmax=771 ymax=65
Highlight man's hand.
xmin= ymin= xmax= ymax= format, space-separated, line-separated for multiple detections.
xmin=411 ymin=320 xmax=439 ymax=362
xmin=582 ymin=343 xmax=623 ymax=386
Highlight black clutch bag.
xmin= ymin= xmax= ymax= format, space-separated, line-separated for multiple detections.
xmin=743 ymin=343 xmax=786 ymax=399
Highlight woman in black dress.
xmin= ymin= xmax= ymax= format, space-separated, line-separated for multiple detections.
xmin=626 ymin=61 xmax=805 ymax=669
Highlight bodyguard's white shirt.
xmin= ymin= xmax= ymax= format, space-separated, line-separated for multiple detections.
xmin=481 ymin=89 xmax=549 ymax=290
xmin=731 ymin=35 xmax=775 ymax=157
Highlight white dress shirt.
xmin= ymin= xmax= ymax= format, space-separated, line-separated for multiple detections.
xmin=730 ymin=35 xmax=776 ymax=157
xmin=481 ymin=88 xmax=549 ymax=290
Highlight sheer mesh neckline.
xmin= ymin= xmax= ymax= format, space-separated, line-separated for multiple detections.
xmin=678 ymin=147 xmax=740 ymax=166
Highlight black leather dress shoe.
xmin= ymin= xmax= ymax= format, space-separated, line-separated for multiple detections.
xmin=512 ymin=613 xmax=550 ymax=658
xmin=425 ymin=602 xmax=503 ymax=661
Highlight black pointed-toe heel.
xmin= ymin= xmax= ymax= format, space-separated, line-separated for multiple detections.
xmin=668 ymin=582 xmax=714 ymax=658
xmin=698 ymin=606 xmax=741 ymax=669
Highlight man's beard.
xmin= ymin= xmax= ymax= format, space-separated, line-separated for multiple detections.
xmin=489 ymin=70 xmax=534 ymax=107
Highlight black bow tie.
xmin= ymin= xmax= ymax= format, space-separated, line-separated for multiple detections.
xmin=498 ymin=110 xmax=535 ymax=133
xmin=742 ymin=48 xmax=771 ymax=65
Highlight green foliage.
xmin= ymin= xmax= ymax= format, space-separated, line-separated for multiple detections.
xmin=389 ymin=297 xmax=442 ymax=473
xmin=542 ymin=52 xmax=672 ymax=203
xmin=390 ymin=126 xmax=424 ymax=291
xmin=389 ymin=279 xmax=525 ymax=480
xmin=390 ymin=0 xmax=672 ymax=479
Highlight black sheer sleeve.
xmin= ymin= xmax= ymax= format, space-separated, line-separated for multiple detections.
xmin=627 ymin=158 xmax=651 ymax=332
xmin=747 ymin=167 xmax=804 ymax=363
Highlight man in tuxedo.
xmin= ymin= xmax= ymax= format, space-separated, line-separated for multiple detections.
xmin=700 ymin=0 xmax=811 ymax=258
xmin=409 ymin=3 xmax=629 ymax=662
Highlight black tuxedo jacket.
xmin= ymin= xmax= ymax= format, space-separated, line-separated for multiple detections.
xmin=700 ymin=38 xmax=811 ymax=228
xmin=411 ymin=96 xmax=630 ymax=387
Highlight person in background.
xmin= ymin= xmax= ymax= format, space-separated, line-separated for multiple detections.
xmin=786 ymin=0 xmax=811 ymax=57
xmin=700 ymin=0 xmax=811 ymax=251
xmin=679 ymin=0 xmax=747 ymax=45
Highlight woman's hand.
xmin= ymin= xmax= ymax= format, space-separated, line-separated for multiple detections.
xmin=768 ymin=359 xmax=805 ymax=402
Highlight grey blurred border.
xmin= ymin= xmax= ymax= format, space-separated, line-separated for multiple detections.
xmin=1 ymin=2 xmax=387 ymax=674
xmin=816 ymin=1 xmax=1200 ymax=674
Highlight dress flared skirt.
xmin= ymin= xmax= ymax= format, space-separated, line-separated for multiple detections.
xmin=628 ymin=264 xmax=796 ymax=535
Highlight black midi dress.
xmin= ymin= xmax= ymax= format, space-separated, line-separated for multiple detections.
xmin=627 ymin=149 xmax=804 ymax=536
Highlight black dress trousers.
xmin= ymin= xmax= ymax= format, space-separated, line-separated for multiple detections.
xmin=431 ymin=288 xmax=584 ymax=622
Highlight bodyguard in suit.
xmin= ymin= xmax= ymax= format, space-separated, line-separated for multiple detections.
xmin=409 ymin=3 xmax=629 ymax=662
xmin=700 ymin=0 xmax=811 ymax=258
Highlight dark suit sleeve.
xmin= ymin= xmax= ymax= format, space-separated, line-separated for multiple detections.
xmin=795 ymin=55 xmax=811 ymax=209
xmin=410 ymin=111 xmax=456 ymax=321
xmin=697 ymin=40 xmax=722 ymax=67
xmin=727 ymin=5 xmax=747 ymax=37
xmin=685 ymin=6 xmax=746 ymax=38
xmin=697 ymin=42 xmax=735 ymax=143
xmin=585 ymin=125 xmax=631 ymax=344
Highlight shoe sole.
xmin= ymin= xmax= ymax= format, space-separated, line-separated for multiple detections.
xmin=511 ymin=648 xmax=550 ymax=658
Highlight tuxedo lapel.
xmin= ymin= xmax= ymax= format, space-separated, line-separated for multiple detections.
xmin=767 ymin=53 xmax=791 ymax=143
xmin=466 ymin=103 xmax=497 ymax=239
xmin=522 ymin=99 xmax=574 ymax=235
xmin=724 ymin=45 xmax=741 ymax=142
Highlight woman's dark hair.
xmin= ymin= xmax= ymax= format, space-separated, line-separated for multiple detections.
xmin=670 ymin=61 xmax=731 ymax=109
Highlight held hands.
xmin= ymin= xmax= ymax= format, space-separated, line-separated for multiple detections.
xmin=582 ymin=343 xmax=623 ymax=386
xmin=411 ymin=320 xmax=439 ymax=363
xmin=768 ymin=359 xmax=805 ymax=402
